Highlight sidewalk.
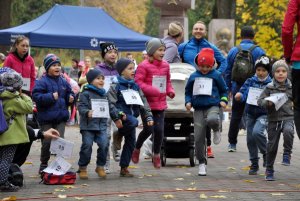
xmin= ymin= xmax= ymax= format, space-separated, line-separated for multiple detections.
xmin=1 ymin=122 xmax=300 ymax=201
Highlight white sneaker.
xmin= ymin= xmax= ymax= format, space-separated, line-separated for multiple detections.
xmin=213 ymin=130 xmax=221 ymax=145
xmin=198 ymin=163 xmax=206 ymax=176
xmin=104 ymin=165 xmax=111 ymax=174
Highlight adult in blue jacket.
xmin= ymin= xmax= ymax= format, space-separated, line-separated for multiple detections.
xmin=224 ymin=26 xmax=265 ymax=152
xmin=178 ymin=21 xmax=227 ymax=73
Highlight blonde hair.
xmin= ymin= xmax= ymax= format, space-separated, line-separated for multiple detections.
xmin=10 ymin=35 xmax=29 ymax=53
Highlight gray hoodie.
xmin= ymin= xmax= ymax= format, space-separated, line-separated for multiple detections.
xmin=257 ymin=78 xmax=293 ymax=122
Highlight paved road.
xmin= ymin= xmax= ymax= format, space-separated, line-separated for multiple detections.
xmin=1 ymin=122 xmax=300 ymax=201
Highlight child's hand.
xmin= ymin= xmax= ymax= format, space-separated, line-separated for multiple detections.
xmin=147 ymin=120 xmax=154 ymax=126
xmin=186 ymin=103 xmax=192 ymax=111
xmin=234 ymin=92 xmax=242 ymax=101
xmin=53 ymin=92 xmax=58 ymax=100
xmin=268 ymin=101 xmax=273 ymax=107
xmin=115 ymin=119 xmax=123 ymax=128
xmin=88 ymin=110 xmax=93 ymax=118
xmin=220 ymin=101 xmax=227 ymax=108
xmin=69 ymin=95 xmax=74 ymax=103
xmin=168 ymin=92 xmax=175 ymax=99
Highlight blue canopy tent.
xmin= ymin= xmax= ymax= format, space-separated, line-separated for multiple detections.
xmin=0 ymin=4 xmax=151 ymax=51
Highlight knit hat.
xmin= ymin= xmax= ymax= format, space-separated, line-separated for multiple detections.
xmin=241 ymin=26 xmax=255 ymax=38
xmin=195 ymin=48 xmax=215 ymax=67
xmin=272 ymin=59 xmax=289 ymax=75
xmin=255 ymin=56 xmax=271 ymax=72
xmin=43 ymin=54 xmax=61 ymax=72
xmin=168 ymin=22 xmax=183 ymax=37
xmin=146 ymin=38 xmax=165 ymax=56
xmin=78 ymin=61 xmax=85 ymax=67
xmin=0 ymin=72 xmax=23 ymax=92
xmin=100 ymin=42 xmax=118 ymax=58
xmin=115 ymin=58 xmax=133 ymax=75
xmin=86 ymin=69 xmax=103 ymax=84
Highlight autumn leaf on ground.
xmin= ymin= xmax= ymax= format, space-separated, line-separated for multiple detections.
xmin=271 ymin=193 xmax=285 ymax=196
xmin=1 ymin=196 xmax=17 ymax=201
xmin=227 ymin=167 xmax=236 ymax=170
xmin=199 ymin=193 xmax=208 ymax=199
xmin=185 ymin=172 xmax=191 ymax=175
xmin=175 ymin=166 xmax=187 ymax=168
xmin=244 ymin=180 xmax=255 ymax=183
xmin=144 ymin=174 xmax=153 ymax=177
xmin=128 ymin=165 xmax=138 ymax=169
xmin=210 ymin=195 xmax=227 ymax=198
xmin=24 ymin=161 xmax=33 ymax=165
xmin=163 ymin=194 xmax=174 ymax=199
xmin=55 ymin=189 xmax=66 ymax=192
xmin=190 ymin=181 xmax=195 ymax=185
xmin=187 ymin=187 xmax=196 ymax=191
xmin=63 ymin=185 xmax=75 ymax=189
xmin=118 ymin=194 xmax=130 ymax=197
xmin=174 ymin=178 xmax=184 ymax=181
xmin=175 ymin=188 xmax=183 ymax=191
xmin=74 ymin=197 xmax=84 ymax=200
xmin=241 ymin=166 xmax=250 ymax=171
xmin=218 ymin=190 xmax=230 ymax=192
xmin=57 ymin=194 xmax=67 ymax=199
xmin=81 ymin=184 xmax=90 ymax=187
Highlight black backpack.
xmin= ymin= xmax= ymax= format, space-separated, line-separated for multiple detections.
xmin=231 ymin=45 xmax=257 ymax=84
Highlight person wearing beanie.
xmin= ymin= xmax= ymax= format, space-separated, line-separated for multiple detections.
xmin=224 ymin=25 xmax=266 ymax=153
xmin=107 ymin=57 xmax=153 ymax=177
xmin=162 ymin=21 xmax=183 ymax=63
xmin=32 ymin=53 xmax=75 ymax=174
xmin=257 ymin=59 xmax=294 ymax=181
xmin=134 ymin=38 xmax=175 ymax=169
xmin=0 ymin=70 xmax=33 ymax=192
xmin=234 ymin=55 xmax=272 ymax=176
xmin=77 ymin=68 xmax=108 ymax=180
xmin=95 ymin=41 xmax=119 ymax=172
xmin=185 ymin=47 xmax=228 ymax=176
xmin=4 ymin=36 xmax=36 ymax=93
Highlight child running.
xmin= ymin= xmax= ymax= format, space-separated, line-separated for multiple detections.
xmin=107 ymin=58 xmax=153 ymax=176
xmin=77 ymin=69 xmax=109 ymax=179
xmin=185 ymin=48 xmax=228 ymax=176
xmin=258 ymin=60 xmax=294 ymax=181
xmin=132 ymin=38 xmax=175 ymax=169
xmin=234 ymin=56 xmax=272 ymax=175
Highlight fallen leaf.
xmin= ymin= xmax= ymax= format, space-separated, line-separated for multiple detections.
xmin=63 ymin=185 xmax=75 ymax=189
xmin=128 ymin=165 xmax=137 ymax=169
xmin=271 ymin=193 xmax=285 ymax=196
xmin=24 ymin=161 xmax=33 ymax=165
xmin=138 ymin=176 xmax=144 ymax=179
xmin=118 ymin=194 xmax=130 ymax=197
xmin=199 ymin=193 xmax=208 ymax=199
xmin=187 ymin=187 xmax=196 ymax=191
xmin=163 ymin=194 xmax=174 ymax=199
xmin=240 ymin=160 xmax=246 ymax=162
xmin=227 ymin=167 xmax=236 ymax=170
xmin=175 ymin=188 xmax=183 ymax=191
xmin=185 ymin=172 xmax=191 ymax=175
xmin=175 ymin=166 xmax=187 ymax=168
xmin=74 ymin=197 xmax=84 ymax=200
xmin=241 ymin=166 xmax=250 ymax=171
xmin=210 ymin=195 xmax=227 ymax=198
xmin=1 ymin=196 xmax=17 ymax=201
xmin=259 ymin=173 xmax=265 ymax=176
xmin=190 ymin=181 xmax=196 ymax=185
xmin=81 ymin=184 xmax=90 ymax=187
xmin=29 ymin=175 xmax=39 ymax=178
xmin=218 ymin=190 xmax=230 ymax=192
xmin=174 ymin=178 xmax=184 ymax=181
xmin=244 ymin=180 xmax=255 ymax=183
xmin=144 ymin=174 xmax=153 ymax=177
xmin=57 ymin=194 xmax=67 ymax=199
xmin=55 ymin=189 xmax=66 ymax=192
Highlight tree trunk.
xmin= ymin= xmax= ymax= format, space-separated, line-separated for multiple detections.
xmin=213 ymin=0 xmax=236 ymax=19
xmin=0 ymin=0 xmax=12 ymax=53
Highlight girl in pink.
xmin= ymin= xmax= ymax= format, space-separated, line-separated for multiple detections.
xmin=132 ymin=38 xmax=175 ymax=169
xmin=4 ymin=36 xmax=35 ymax=94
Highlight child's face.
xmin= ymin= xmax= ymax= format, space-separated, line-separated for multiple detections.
xmin=47 ymin=63 xmax=61 ymax=77
xmin=84 ymin=58 xmax=92 ymax=68
xmin=198 ymin=64 xmax=212 ymax=74
xmin=256 ymin=67 xmax=268 ymax=79
xmin=91 ymin=75 xmax=105 ymax=88
xmin=71 ymin=61 xmax=78 ymax=68
xmin=274 ymin=66 xmax=288 ymax=83
xmin=153 ymin=46 xmax=166 ymax=61
xmin=122 ymin=63 xmax=135 ymax=80
xmin=16 ymin=39 xmax=29 ymax=57
xmin=104 ymin=49 xmax=118 ymax=64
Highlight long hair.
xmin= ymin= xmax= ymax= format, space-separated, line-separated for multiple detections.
xmin=10 ymin=35 xmax=29 ymax=53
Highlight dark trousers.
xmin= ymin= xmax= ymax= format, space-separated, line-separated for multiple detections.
xmin=292 ymin=69 xmax=300 ymax=139
xmin=228 ymin=93 xmax=246 ymax=144
xmin=136 ymin=110 xmax=164 ymax=154
xmin=206 ymin=127 xmax=211 ymax=146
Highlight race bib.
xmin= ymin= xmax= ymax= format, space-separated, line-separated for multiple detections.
xmin=103 ymin=76 xmax=117 ymax=92
xmin=265 ymin=93 xmax=288 ymax=111
xmin=246 ymin=87 xmax=263 ymax=106
xmin=91 ymin=99 xmax=109 ymax=118
xmin=22 ymin=78 xmax=30 ymax=91
xmin=152 ymin=76 xmax=166 ymax=93
xmin=121 ymin=89 xmax=144 ymax=106
xmin=193 ymin=77 xmax=213 ymax=96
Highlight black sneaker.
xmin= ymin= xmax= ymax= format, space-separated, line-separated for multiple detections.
xmin=248 ymin=164 xmax=259 ymax=175
xmin=39 ymin=163 xmax=48 ymax=174
xmin=0 ymin=181 xmax=20 ymax=192
xmin=281 ymin=154 xmax=291 ymax=166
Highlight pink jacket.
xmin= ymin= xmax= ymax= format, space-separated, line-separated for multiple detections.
xmin=282 ymin=0 xmax=300 ymax=61
xmin=4 ymin=53 xmax=35 ymax=92
xmin=135 ymin=59 xmax=174 ymax=110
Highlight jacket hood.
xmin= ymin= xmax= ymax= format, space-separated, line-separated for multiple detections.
xmin=0 ymin=90 xmax=19 ymax=99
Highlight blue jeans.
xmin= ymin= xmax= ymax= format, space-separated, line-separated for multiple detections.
xmin=78 ymin=130 xmax=108 ymax=167
xmin=246 ymin=114 xmax=267 ymax=164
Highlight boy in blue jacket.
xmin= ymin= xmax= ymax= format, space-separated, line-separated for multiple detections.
xmin=185 ymin=48 xmax=228 ymax=176
xmin=234 ymin=56 xmax=272 ymax=175
xmin=107 ymin=58 xmax=153 ymax=177
xmin=32 ymin=54 xmax=75 ymax=173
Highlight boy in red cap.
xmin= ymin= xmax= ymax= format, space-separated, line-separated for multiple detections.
xmin=185 ymin=48 xmax=228 ymax=176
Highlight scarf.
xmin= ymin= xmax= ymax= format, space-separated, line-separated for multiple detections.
xmin=84 ymin=84 xmax=106 ymax=96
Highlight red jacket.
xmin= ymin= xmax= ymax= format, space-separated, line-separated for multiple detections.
xmin=282 ymin=0 xmax=300 ymax=61
xmin=3 ymin=53 xmax=36 ymax=92
xmin=135 ymin=59 xmax=174 ymax=111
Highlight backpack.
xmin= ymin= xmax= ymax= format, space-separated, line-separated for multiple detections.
xmin=40 ymin=172 xmax=76 ymax=185
xmin=231 ymin=45 xmax=257 ymax=84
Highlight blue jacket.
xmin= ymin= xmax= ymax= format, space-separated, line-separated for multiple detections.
xmin=185 ymin=69 xmax=228 ymax=109
xmin=178 ymin=37 xmax=227 ymax=73
xmin=77 ymin=85 xmax=108 ymax=131
xmin=224 ymin=39 xmax=266 ymax=94
xmin=239 ymin=75 xmax=272 ymax=117
xmin=32 ymin=74 xmax=74 ymax=125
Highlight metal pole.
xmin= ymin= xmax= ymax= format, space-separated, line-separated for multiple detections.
xmin=79 ymin=0 xmax=85 ymax=61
